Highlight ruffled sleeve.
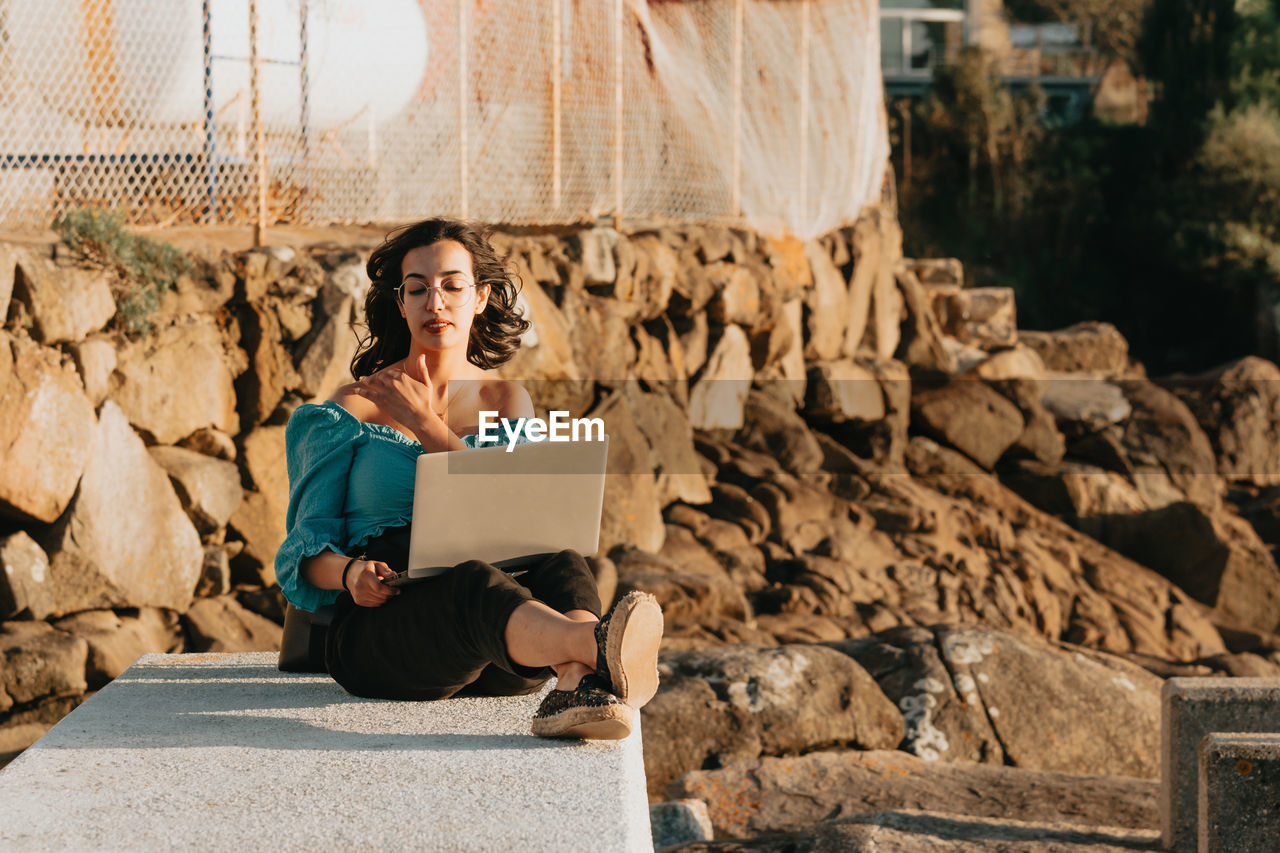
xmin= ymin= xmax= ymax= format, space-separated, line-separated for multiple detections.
xmin=274 ymin=402 xmax=364 ymax=612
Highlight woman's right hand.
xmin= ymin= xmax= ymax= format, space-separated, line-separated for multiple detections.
xmin=345 ymin=559 xmax=401 ymax=607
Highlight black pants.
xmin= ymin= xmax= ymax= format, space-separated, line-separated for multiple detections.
xmin=325 ymin=526 xmax=601 ymax=701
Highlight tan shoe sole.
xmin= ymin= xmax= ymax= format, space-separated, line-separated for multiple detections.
xmin=531 ymin=702 xmax=634 ymax=740
xmin=603 ymin=592 xmax=664 ymax=709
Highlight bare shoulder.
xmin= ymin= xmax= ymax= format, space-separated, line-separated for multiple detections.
xmin=329 ymin=383 xmax=379 ymax=421
xmin=477 ymin=375 xmax=534 ymax=419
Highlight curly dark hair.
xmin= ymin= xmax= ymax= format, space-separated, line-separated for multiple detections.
xmin=350 ymin=218 xmax=530 ymax=378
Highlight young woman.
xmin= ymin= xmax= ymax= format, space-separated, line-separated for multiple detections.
xmin=274 ymin=218 xmax=662 ymax=739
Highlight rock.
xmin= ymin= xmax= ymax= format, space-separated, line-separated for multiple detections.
xmin=1080 ymin=502 xmax=1280 ymax=633
xmin=668 ymin=750 xmax=1158 ymax=844
xmin=295 ymin=296 xmax=357 ymax=400
xmin=585 ymin=391 xmax=666 ymax=555
xmin=649 ymin=799 xmax=713 ymax=849
xmin=180 ymin=427 xmax=238 ymax=461
xmin=69 ymin=337 xmax=117 ymax=406
xmin=703 ymin=482 xmax=772 ymax=544
xmin=842 ymin=218 xmax=879 ymax=356
xmin=707 ymin=262 xmax=761 ymax=328
xmin=659 ymin=526 xmax=727 ymax=578
xmin=11 ymin=251 xmax=115 ymax=344
xmin=907 ymin=257 xmax=965 ymax=286
xmin=969 ymin=344 xmax=1047 ymax=382
xmin=894 ymin=268 xmax=956 ymax=373
xmin=1168 ymin=357 xmax=1280 ymax=487
xmin=182 ymin=595 xmax=282 ymax=652
xmin=911 ymin=380 xmax=1024 ymax=470
xmin=642 ymin=644 xmax=903 ymax=796
xmin=147 ymin=446 xmax=243 ymax=533
xmin=835 ymin=624 xmax=1163 ymax=778
xmin=0 ymin=333 xmax=97 ymax=524
xmin=41 ymin=401 xmax=204 ymax=616
xmin=625 ymin=386 xmax=712 ymax=507
xmin=803 ymin=239 xmax=848 ymax=360
xmin=753 ymin=298 xmax=806 ymax=405
xmin=613 ymin=547 xmax=749 ymax=625
xmin=53 ymin=608 xmax=180 ymax=688
xmin=560 ymin=288 xmax=636 ymax=384
xmin=0 ymin=621 xmax=88 ymax=709
xmin=1117 ymin=379 xmax=1220 ymax=510
xmin=688 ymin=325 xmax=753 ymax=430
xmin=1040 ymin=377 xmax=1131 ymax=435
xmin=1020 ymin=322 xmax=1130 ymax=375
xmin=227 ymin=490 xmax=285 ymax=588
xmin=0 ymin=243 xmax=15 ymax=320
xmin=574 ymin=226 xmax=618 ymax=285
xmin=501 ymin=262 xmax=581 ymax=381
xmin=627 ymin=234 xmax=679 ymax=319
xmin=234 ymin=301 xmax=299 ymax=425
xmin=110 ymin=317 xmax=240 ymax=445
xmin=937 ymin=287 xmax=1017 ymax=348
xmin=736 ymin=388 xmax=824 ymax=476
xmin=0 ymin=532 xmax=55 ymax=621
xmin=805 ymin=359 xmax=886 ymax=422
xmin=196 ymin=544 xmax=232 ymax=598
xmin=587 ymin=554 xmax=618 ymax=611
xmin=1000 ymin=459 xmax=1146 ymax=519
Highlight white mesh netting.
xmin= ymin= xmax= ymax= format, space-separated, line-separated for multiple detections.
xmin=0 ymin=0 xmax=887 ymax=239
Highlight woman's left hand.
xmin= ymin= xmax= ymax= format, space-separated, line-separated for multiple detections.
xmin=353 ymin=354 xmax=441 ymax=435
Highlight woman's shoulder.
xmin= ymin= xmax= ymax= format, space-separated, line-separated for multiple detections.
xmin=285 ymin=396 xmax=365 ymax=444
xmin=474 ymin=374 xmax=534 ymax=419
xmin=329 ymin=383 xmax=381 ymax=420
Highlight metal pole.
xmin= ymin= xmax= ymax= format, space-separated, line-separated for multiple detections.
xmin=298 ymin=0 xmax=312 ymax=222
xmin=613 ymin=0 xmax=623 ymax=228
xmin=552 ymin=0 xmax=562 ymax=209
xmin=731 ymin=0 xmax=743 ymax=219
xmin=458 ymin=0 xmax=469 ymax=220
xmin=201 ymin=0 xmax=218 ymax=224
xmin=799 ymin=0 xmax=810 ymax=232
xmin=249 ymin=0 xmax=266 ymax=245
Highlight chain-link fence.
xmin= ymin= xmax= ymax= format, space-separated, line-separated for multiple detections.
xmin=0 ymin=0 xmax=887 ymax=239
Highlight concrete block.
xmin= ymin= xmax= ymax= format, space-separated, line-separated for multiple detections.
xmin=0 ymin=653 xmax=653 ymax=852
xmin=1161 ymin=677 xmax=1280 ymax=853
xmin=1199 ymin=732 xmax=1280 ymax=853
xmin=650 ymin=799 xmax=713 ymax=850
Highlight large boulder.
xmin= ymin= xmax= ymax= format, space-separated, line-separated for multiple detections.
xmin=232 ymin=301 xmax=297 ymax=426
xmin=894 ymin=267 xmax=956 ymax=373
xmin=642 ymin=643 xmax=904 ymax=796
xmin=147 ymin=446 xmax=243 ymax=533
xmin=560 ymin=289 xmax=636 ymax=384
xmin=53 ymin=608 xmax=181 ymax=688
xmin=736 ymin=387 xmax=824 ymax=476
xmin=110 ymin=318 xmax=239 ymax=445
xmin=11 ymin=251 xmax=115 ymax=344
xmin=1020 ymin=322 xmax=1130 ymax=375
xmin=688 ymin=325 xmax=753 ymax=430
xmin=802 ymin=239 xmax=848 ymax=360
xmin=0 ymin=333 xmax=97 ymax=523
xmin=294 ymin=295 xmax=357 ymax=400
xmin=41 ymin=402 xmax=204 ymax=615
xmin=1168 ymin=356 xmax=1280 ymax=487
xmin=834 ymin=624 xmax=1163 ymax=779
xmin=612 ymin=546 xmax=749 ymax=627
xmin=1116 ymin=379 xmax=1220 ymax=510
xmin=667 ymin=749 xmax=1157 ymax=842
xmin=1080 ymin=502 xmax=1280 ymax=633
xmin=182 ymin=595 xmax=282 ymax=652
xmin=624 ymin=385 xmax=712 ymax=506
xmin=1040 ymin=377 xmax=1131 ymax=435
xmin=0 ymin=621 xmax=88 ymax=711
xmin=911 ymin=380 xmax=1024 ymax=469
xmin=805 ymin=359 xmax=886 ymax=423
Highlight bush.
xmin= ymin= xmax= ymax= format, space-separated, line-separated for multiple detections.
xmin=53 ymin=209 xmax=191 ymax=336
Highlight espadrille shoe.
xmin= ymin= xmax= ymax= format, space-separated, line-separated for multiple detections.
xmin=594 ymin=591 xmax=664 ymax=709
xmin=531 ymin=674 xmax=634 ymax=740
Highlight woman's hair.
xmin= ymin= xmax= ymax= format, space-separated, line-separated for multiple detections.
xmin=350 ymin=218 xmax=531 ymax=378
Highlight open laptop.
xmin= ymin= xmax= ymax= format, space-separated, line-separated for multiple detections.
xmin=383 ymin=436 xmax=610 ymax=586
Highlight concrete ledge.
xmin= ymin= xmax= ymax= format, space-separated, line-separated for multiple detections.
xmin=1160 ymin=677 xmax=1280 ymax=853
xmin=0 ymin=653 xmax=653 ymax=852
xmin=1199 ymin=732 xmax=1280 ymax=853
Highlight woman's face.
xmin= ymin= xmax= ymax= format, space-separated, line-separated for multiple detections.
xmin=397 ymin=239 xmax=489 ymax=352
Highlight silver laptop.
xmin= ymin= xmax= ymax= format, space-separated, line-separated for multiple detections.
xmin=384 ymin=437 xmax=609 ymax=585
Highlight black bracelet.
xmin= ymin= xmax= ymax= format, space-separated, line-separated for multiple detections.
xmin=341 ymin=556 xmax=361 ymax=595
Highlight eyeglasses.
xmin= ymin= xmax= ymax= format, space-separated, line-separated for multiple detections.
xmin=396 ymin=280 xmax=479 ymax=309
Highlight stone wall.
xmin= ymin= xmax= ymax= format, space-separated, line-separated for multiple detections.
xmin=6 ymin=207 xmax=1280 ymax=782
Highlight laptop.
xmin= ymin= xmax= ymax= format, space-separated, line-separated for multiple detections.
xmin=383 ymin=436 xmax=610 ymax=586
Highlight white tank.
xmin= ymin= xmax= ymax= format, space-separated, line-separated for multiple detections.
xmin=4 ymin=0 xmax=429 ymax=131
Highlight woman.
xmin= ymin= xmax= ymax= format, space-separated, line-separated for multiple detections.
xmin=274 ymin=218 xmax=662 ymax=739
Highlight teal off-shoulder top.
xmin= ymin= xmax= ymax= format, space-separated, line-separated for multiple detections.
xmin=274 ymin=400 xmax=520 ymax=612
